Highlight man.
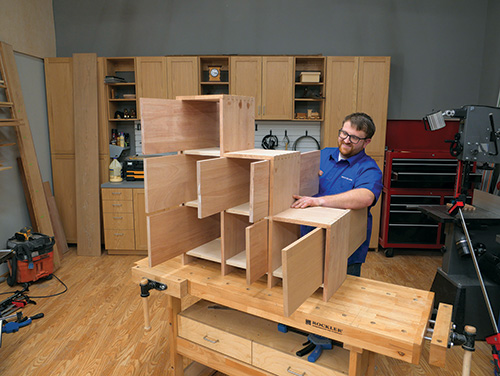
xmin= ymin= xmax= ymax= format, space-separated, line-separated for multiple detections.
xmin=291 ymin=112 xmax=383 ymax=277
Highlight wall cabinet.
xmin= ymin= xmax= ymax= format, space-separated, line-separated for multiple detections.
xmin=199 ymin=56 xmax=230 ymax=95
xmin=167 ymin=56 xmax=199 ymax=99
xmin=101 ymin=187 xmax=147 ymax=255
xmin=293 ymin=56 xmax=325 ymax=121
xmin=230 ymin=56 xmax=294 ymax=120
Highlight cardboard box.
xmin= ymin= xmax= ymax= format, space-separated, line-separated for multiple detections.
xmin=300 ymin=71 xmax=321 ymax=83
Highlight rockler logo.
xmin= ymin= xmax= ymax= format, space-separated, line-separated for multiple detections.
xmin=305 ymin=319 xmax=343 ymax=334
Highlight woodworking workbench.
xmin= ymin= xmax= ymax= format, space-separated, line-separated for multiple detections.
xmin=132 ymin=255 xmax=449 ymax=376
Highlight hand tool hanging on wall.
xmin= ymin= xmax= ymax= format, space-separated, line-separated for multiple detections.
xmin=261 ymin=130 xmax=279 ymax=150
xmin=282 ymin=130 xmax=290 ymax=150
xmin=292 ymin=130 xmax=320 ymax=151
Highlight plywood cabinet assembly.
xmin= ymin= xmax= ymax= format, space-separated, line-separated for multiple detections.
xmin=141 ymin=94 xmax=366 ymax=317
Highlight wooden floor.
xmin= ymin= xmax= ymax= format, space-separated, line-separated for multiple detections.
xmin=0 ymin=248 xmax=494 ymax=376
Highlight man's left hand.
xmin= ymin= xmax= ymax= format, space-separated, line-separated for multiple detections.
xmin=291 ymin=195 xmax=322 ymax=209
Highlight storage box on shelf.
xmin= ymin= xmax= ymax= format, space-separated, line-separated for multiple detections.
xmin=141 ymin=94 xmax=366 ymax=317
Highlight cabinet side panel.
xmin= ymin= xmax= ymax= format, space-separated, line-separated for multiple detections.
xmin=269 ymin=153 xmax=301 ymax=216
xmin=145 ymin=154 xmax=208 ymax=213
xmin=222 ymin=212 xmax=249 ymax=275
xmin=197 ymin=157 xmax=251 ymax=218
xmin=282 ymin=228 xmax=324 ymax=317
xmin=220 ymin=96 xmax=255 ymax=154
xmin=148 ymin=206 xmax=220 ymax=267
xmin=140 ymin=98 xmax=219 ymax=154
xmin=299 ymin=150 xmax=320 ymax=197
xmin=268 ymin=221 xmax=299 ymax=288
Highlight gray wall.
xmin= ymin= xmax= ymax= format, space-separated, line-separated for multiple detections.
xmin=52 ymin=0 xmax=500 ymax=119
xmin=0 ymin=53 xmax=51 ymax=245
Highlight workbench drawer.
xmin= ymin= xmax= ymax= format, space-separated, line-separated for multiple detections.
xmin=178 ymin=314 xmax=252 ymax=364
xmin=252 ymin=342 xmax=345 ymax=376
xmin=101 ymin=188 xmax=133 ymax=201
xmin=102 ymin=200 xmax=134 ymax=213
xmin=104 ymin=229 xmax=135 ymax=249
xmin=103 ymin=212 xmax=134 ymax=230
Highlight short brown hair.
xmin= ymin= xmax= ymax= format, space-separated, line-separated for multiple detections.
xmin=343 ymin=112 xmax=376 ymax=139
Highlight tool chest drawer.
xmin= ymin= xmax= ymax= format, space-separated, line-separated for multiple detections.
xmin=177 ymin=300 xmax=349 ymax=375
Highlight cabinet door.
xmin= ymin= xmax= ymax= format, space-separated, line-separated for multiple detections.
xmin=323 ymin=57 xmax=358 ymax=148
xmin=167 ymin=57 xmax=199 ymax=99
xmin=136 ymin=57 xmax=168 ymax=117
xmin=261 ymin=56 xmax=293 ymax=120
xmin=44 ymin=58 xmax=74 ymax=154
xmin=133 ymin=189 xmax=148 ymax=250
xmin=356 ymin=57 xmax=391 ymax=158
xmin=230 ymin=56 xmax=262 ymax=119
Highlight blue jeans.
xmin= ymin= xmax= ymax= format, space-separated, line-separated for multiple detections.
xmin=347 ymin=263 xmax=362 ymax=277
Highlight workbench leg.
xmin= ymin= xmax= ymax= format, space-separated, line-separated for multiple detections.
xmin=167 ymin=295 xmax=184 ymax=376
xmin=346 ymin=345 xmax=375 ymax=376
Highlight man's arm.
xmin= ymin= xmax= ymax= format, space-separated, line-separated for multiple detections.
xmin=291 ymin=188 xmax=375 ymax=210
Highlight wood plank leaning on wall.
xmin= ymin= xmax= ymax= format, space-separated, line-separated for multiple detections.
xmin=73 ymin=53 xmax=101 ymax=256
xmin=0 ymin=41 xmax=62 ymax=269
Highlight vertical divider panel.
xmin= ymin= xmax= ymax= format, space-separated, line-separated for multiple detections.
xmin=269 ymin=152 xmax=301 ymax=216
xmin=249 ymin=160 xmax=269 ymax=223
xmin=246 ymin=218 xmax=268 ymax=285
xmin=221 ymin=212 xmax=249 ymax=275
xmin=267 ymin=220 xmax=300 ymax=288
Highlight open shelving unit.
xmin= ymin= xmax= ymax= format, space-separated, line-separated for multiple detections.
xmin=293 ymin=56 xmax=325 ymax=121
xmin=199 ymin=56 xmax=230 ymax=95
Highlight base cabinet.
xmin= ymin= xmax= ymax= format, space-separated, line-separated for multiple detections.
xmin=178 ymin=300 xmax=351 ymax=376
xmin=102 ymin=187 xmax=147 ymax=255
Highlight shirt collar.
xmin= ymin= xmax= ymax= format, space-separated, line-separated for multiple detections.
xmin=329 ymin=148 xmax=366 ymax=165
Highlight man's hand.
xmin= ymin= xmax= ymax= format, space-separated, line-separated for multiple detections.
xmin=291 ymin=195 xmax=323 ymax=209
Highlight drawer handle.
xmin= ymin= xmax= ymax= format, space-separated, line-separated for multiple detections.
xmin=113 ymin=216 xmax=123 ymax=220
xmin=114 ymin=233 xmax=124 ymax=236
xmin=287 ymin=367 xmax=305 ymax=376
xmin=203 ymin=335 xmax=219 ymax=344
xmin=112 ymin=204 xmax=123 ymax=207
xmin=111 ymin=192 xmax=122 ymax=195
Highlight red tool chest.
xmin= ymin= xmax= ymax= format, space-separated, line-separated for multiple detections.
xmin=378 ymin=120 xmax=461 ymax=256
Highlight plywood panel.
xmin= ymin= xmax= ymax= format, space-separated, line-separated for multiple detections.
xmin=140 ymin=98 xmax=219 ymax=155
xmin=269 ymin=153 xmax=301 ymax=216
xmin=221 ymin=212 xmax=249 ymax=275
xmin=299 ymin=150 xmax=320 ymax=196
xmin=249 ymin=160 xmax=269 ymax=223
xmin=219 ymin=95 xmax=255 ymax=154
xmin=144 ymin=154 xmax=209 ymax=214
xmin=282 ymin=228 xmax=324 ymax=317
xmin=197 ymin=157 xmax=251 ymax=218
xmin=472 ymin=188 xmax=500 ymax=214
xmin=246 ymin=219 xmax=268 ymax=285
xmin=323 ymin=209 xmax=366 ymax=302
xmin=73 ymin=53 xmax=101 ymax=256
xmin=268 ymin=220 xmax=300 ymax=288
xmin=148 ymin=206 xmax=220 ymax=267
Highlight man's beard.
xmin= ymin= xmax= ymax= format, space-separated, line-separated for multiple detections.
xmin=338 ymin=139 xmax=356 ymax=158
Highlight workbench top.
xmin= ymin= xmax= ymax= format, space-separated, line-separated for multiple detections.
xmin=131 ymin=256 xmax=435 ymax=365
xmin=101 ymin=181 xmax=144 ymax=189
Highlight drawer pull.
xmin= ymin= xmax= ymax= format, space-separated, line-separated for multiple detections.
xmin=203 ymin=335 xmax=219 ymax=344
xmin=113 ymin=216 xmax=123 ymax=220
xmin=287 ymin=367 xmax=305 ymax=376
xmin=114 ymin=233 xmax=124 ymax=236
xmin=112 ymin=204 xmax=122 ymax=207
xmin=111 ymin=192 xmax=122 ymax=195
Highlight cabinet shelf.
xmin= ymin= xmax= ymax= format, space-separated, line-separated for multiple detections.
xmin=294 ymin=98 xmax=323 ymax=102
xmin=294 ymin=82 xmax=324 ymax=86
xmin=200 ymin=81 xmax=228 ymax=85
xmin=109 ymin=99 xmax=136 ymax=102
xmin=108 ymin=118 xmax=138 ymax=122
xmin=106 ymin=82 xmax=136 ymax=86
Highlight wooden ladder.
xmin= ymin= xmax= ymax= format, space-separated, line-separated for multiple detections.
xmin=0 ymin=41 xmax=62 ymax=269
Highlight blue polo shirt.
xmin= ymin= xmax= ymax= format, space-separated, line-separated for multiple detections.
xmin=303 ymin=147 xmax=383 ymax=264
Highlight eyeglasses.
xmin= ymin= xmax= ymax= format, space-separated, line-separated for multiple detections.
xmin=338 ymin=129 xmax=368 ymax=144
